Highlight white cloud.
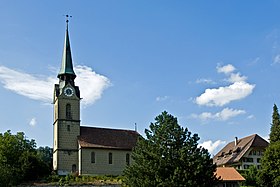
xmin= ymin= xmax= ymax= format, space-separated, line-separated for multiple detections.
xmin=263 ymin=136 xmax=269 ymax=143
xmin=195 ymin=64 xmax=255 ymax=107
xmin=195 ymin=78 xmax=216 ymax=84
xmin=247 ymin=115 xmax=255 ymax=119
xmin=75 ymin=65 xmax=111 ymax=105
xmin=0 ymin=66 xmax=56 ymax=102
xmin=29 ymin=117 xmax=37 ymax=127
xmin=249 ymin=57 xmax=260 ymax=66
xmin=156 ymin=96 xmax=169 ymax=102
xmin=199 ymin=140 xmax=226 ymax=155
xmin=191 ymin=108 xmax=246 ymax=121
xmin=273 ymin=54 xmax=280 ymax=64
xmin=217 ymin=64 xmax=235 ymax=74
xmin=0 ymin=65 xmax=111 ymax=106
xmin=228 ymin=72 xmax=247 ymax=83
xmin=195 ymin=81 xmax=255 ymax=107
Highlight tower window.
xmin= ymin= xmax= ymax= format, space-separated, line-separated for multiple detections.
xmin=126 ymin=153 xmax=130 ymax=165
xmin=109 ymin=152 xmax=113 ymax=164
xmin=66 ymin=104 xmax=72 ymax=119
xmin=67 ymin=125 xmax=70 ymax=131
xmin=91 ymin=152 xmax=95 ymax=163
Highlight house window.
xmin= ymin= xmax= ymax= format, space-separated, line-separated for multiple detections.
xmin=243 ymin=157 xmax=253 ymax=162
xmin=223 ymin=184 xmax=234 ymax=187
xmin=126 ymin=153 xmax=130 ymax=165
xmin=66 ymin=104 xmax=72 ymax=119
xmin=72 ymin=164 xmax=76 ymax=173
xmin=109 ymin=152 xmax=113 ymax=164
xmin=257 ymin=158 xmax=261 ymax=163
xmin=91 ymin=152 xmax=95 ymax=163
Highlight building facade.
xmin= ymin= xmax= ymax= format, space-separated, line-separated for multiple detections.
xmin=213 ymin=134 xmax=269 ymax=170
xmin=53 ymin=20 xmax=138 ymax=176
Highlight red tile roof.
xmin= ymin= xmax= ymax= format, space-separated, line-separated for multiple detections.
xmin=213 ymin=134 xmax=268 ymax=166
xmin=215 ymin=167 xmax=245 ymax=181
xmin=78 ymin=126 xmax=139 ymax=150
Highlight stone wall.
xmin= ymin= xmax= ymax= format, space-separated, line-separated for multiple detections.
xmin=79 ymin=148 xmax=132 ymax=175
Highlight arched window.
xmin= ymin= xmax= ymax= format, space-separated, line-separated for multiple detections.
xmin=126 ymin=153 xmax=130 ymax=165
xmin=66 ymin=104 xmax=72 ymax=119
xmin=109 ymin=152 xmax=113 ymax=164
xmin=91 ymin=152 xmax=95 ymax=163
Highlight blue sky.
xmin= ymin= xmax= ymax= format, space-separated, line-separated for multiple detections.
xmin=0 ymin=1 xmax=280 ymax=155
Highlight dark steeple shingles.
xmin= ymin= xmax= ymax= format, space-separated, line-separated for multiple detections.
xmin=58 ymin=21 xmax=76 ymax=79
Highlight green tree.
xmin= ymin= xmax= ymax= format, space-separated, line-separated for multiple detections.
xmin=37 ymin=146 xmax=53 ymax=174
xmin=257 ymin=104 xmax=280 ymax=187
xmin=239 ymin=165 xmax=258 ymax=186
xmin=270 ymin=104 xmax=280 ymax=144
xmin=257 ymin=142 xmax=280 ymax=187
xmin=123 ymin=111 xmax=218 ymax=187
xmin=0 ymin=130 xmax=51 ymax=186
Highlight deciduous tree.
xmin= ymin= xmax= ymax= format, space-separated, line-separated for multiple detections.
xmin=0 ymin=130 xmax=51 ymax=186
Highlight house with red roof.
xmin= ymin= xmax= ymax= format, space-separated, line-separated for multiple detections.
xmin=215 ymin=167 xmax=245 ymax=187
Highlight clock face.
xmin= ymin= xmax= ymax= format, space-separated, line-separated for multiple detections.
xmin=64 ymin=87 xmax=74 ymax=97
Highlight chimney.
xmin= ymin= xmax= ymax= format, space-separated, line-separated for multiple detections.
xmin=235 ymin=137 xmax=238 ymax=146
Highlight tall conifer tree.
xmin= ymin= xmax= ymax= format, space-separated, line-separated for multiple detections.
xmin=270 ymin=104 xmax=280 ymax=144
xmin=258 ymin=104 xmax=280 ymax=186
xmin=123 ymin=111 xmax=218 ymax=187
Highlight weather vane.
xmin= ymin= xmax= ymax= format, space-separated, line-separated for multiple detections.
xmin=64 ymin=14 xmax=72 ymax=23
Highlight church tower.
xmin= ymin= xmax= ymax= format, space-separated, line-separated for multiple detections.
xmin=53 ymin=18 xmax=81 ymax=175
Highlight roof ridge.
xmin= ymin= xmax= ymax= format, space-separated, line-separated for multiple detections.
xmin=80 ymin=125 xmax=137 ymax=132
xmin=224 ymin=134 xmax=257 ymax=145
xmin=238 ymin=134 xmax=256 ymax=141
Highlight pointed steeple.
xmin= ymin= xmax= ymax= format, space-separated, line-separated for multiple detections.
xmin=58 ymin=18 xmax=76 ymax=80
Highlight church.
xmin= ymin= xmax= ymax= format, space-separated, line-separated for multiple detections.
xmin=52 ymin=19 xmax=139 ymax=176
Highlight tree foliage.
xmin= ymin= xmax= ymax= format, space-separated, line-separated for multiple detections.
xmin=37 ymin=146 xmax=53 ymax=174
xmin=257 ymin=141 xmax=280 ymax=187
xmin=0 ymin=130 xmax=52 ymax=186
xmin=270 ymin=104 xmax=280 ymax=144
xmin=123 ymin=111 xmax=218 ymax=187
xmin=257 ymin=104 xmax=280 ymax=187
xmin=239 ymin=165 xmax=258 ymax=186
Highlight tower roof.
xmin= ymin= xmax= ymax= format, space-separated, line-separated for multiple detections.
xmin=57 ymin=20 xmax=76 ymax=78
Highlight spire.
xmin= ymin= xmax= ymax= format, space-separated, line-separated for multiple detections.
xmin=58 ymin=16 xmax=76 ymax=79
